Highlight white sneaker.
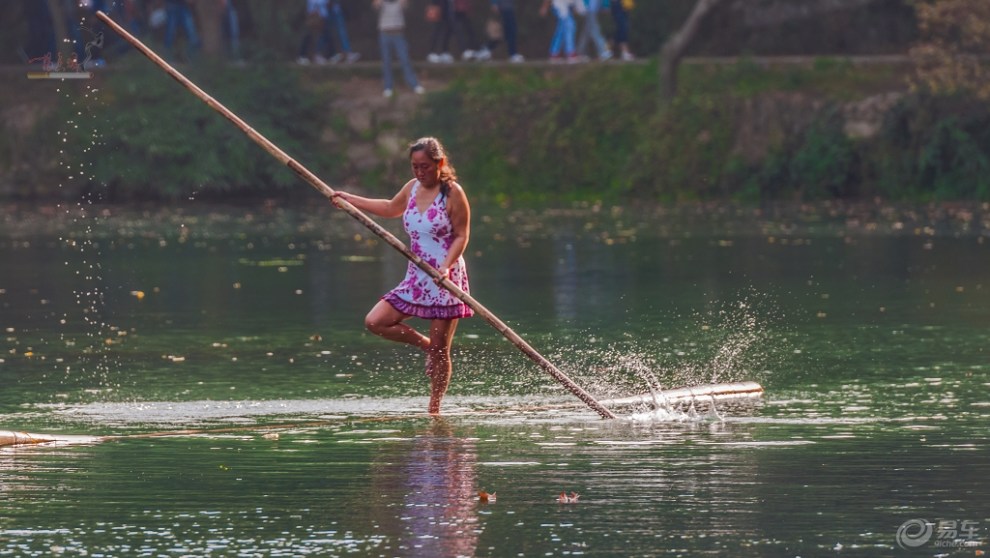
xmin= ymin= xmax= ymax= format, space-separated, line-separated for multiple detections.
xmin=314 ymin=54 xmax=327 ymax=65
xmin=440 ymin=52 xmax=454 ymax=63
xmin=414 ymin=85 xmax=425 ymax=95
xmin=621 ymin=50 xmax=635 ymax=61
xmin=599 ymin=50 xmax=613 ymax=62
xmin=509 ymin=53 xmax=525 ymax=63
xmin=329 ymin=53 xmax=344 ymax=64
xmin=345 ymin=52 xmax=360 ymax=63
xmin=427 ymin=52 xmax=440 ymax=63
xmin=383 ymin=89 xmax=393 ymax=98
xmin=475 ymin=48 xmax=491 ymax=61
xmin=461 ymin=49 xmax=475 ymax=61
xmin=296 ymin=56 xmax=310 ymax=65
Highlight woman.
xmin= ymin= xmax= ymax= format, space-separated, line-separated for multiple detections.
xmin=332 ymin=138 xmax=473 ymax=414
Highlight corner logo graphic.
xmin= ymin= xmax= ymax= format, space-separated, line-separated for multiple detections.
xmin=896 ymin=518 xmax=933 ymax=549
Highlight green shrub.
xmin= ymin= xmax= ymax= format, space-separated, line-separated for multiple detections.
xmin=869 ymin=94 xmax=990 ymax=200
xmin=65 ymin=58 xmax=332 ymax=201
xmin=789 ymin=113 xmax=858 ymax=199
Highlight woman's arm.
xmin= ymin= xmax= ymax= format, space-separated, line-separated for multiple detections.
xmin=334 ymin=180 xmax=414 ymax=219
xmin=439 ymin=182 xmax=471 ymax=276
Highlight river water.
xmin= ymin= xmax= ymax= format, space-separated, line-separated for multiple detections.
xmin=1 ymin=203 xmax=987 ymax=557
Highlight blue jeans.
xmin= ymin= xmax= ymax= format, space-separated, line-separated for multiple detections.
xmin=611 ymin=1 xmax=629 ymax=44
xmin=380 ymin=32 xmax=419 ymax=91
xmin=577 ymin=3 xmax=609 ymax=56
xmin=499 ymin=7 xmax=518 ymax=56
xmin=164 ymin=3 xmax=200 ymax=56
xmin=225 ymin=2 xmax=241 ymax=58
xmin=549 ymin=7 xmax=576 ymax=57
xmin=327 ymin=3 xmax=352 ymax=53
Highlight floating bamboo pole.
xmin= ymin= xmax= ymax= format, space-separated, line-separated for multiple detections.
xmin=595 ymin=381 xmax=764 ymax=409
xmin=0 ymin=431 xmax=101 ymax=447
xmin=94 ymin=11 xmax=616 ymax=419
xmin=0 ymin=381 xmax=764 ymax=447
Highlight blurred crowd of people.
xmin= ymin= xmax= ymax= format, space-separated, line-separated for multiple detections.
xmin=23 ymin=0 xmax=243 ymax=68
xmin=24 ymin=0 xmax=638 ymax=67
xmin=23 ymin=0 xmax=639 ymax=96
xmin=300 ymin=0 xmax=637 ymax=67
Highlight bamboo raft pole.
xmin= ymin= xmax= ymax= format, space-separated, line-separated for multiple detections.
xmin=93 ymin=11 xmax=616 ymax=419
xmin=596 ymin=381 xmax=764 ymax=409
xmin=0 ymin=381 xmax=763 ymax=448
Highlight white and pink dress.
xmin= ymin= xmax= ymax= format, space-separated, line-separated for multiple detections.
xmin=382 ymin=180 xmax=474 ymax=320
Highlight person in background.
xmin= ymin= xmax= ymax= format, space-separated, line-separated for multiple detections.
xmin=610 ymin=0 xmax=635 ymax=61
xmin=540 ymin=0 xmax=584 ymax=63
xmin=326 ymin=1 xmax=360 ymax=63
xmin=298 ymin=0 xmax=328 ymax=64
xmin=426 ymin=0 xmax=455 ymax=63
xmin=453 ymin=0 xmax=488 ymax=61
xmin=164 ymin=0 xmax=200 ymax=60
xmin=427 ymin=0 xmax=486 ymax=63
xmin=221 ymin=0 xmax=242 ymax=62
xmin=373 ymin=0 xmax=424 ymax=97
xmin=331 ymin=137 xmax=474 ymax=415
xmin=490 ymin=0 xmax=522 ymax=62
xmin=577 ymin=0 xmax=611 ymax=61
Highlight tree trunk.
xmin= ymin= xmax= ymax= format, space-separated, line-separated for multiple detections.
xmin=659 ymin=0 xmax=727 ymax=100
xmin=195 ymin=0 xmax=225 ymax=59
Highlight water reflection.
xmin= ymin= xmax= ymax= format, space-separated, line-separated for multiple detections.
xmin=371 ymin=418 xmax=480 ymax=557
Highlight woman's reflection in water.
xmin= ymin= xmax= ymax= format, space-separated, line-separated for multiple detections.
xmin=372 ymin=418 xmax=481 ymax=557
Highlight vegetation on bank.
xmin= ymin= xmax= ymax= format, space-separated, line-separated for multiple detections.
xmin=51 ymin=57 xmax=335 ymax=201
xmin=9 ymin=56 xmax=990 ymax=203
xmin=420 ymin=60 xmax=990 ymax=202
xmin=6 ymin=0 xmax=988 ymax=203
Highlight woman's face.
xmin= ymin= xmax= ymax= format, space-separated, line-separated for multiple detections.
xmin=410 ymin=150 xmax=442 ymax=187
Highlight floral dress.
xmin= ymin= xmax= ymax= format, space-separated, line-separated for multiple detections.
xmin=382 ymin=180 xmax=474 ymax=320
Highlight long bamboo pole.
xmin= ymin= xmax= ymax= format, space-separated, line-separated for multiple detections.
xmin=94 ymin=11 xmax=616 ymax=419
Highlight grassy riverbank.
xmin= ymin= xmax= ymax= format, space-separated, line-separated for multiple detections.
xmin=4 ymin=56 xmax=989 ymax=203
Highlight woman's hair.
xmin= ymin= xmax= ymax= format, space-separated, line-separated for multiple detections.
xmin=409 ymin=136 xmax=458 ymax=198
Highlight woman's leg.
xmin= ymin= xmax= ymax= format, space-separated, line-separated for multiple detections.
xmin=379 ymin=33 xmax=394 ymax=92
xmin=549 ymin=8 xmax=565 ymax=57
xmin=588 ymin=12 xmax=609 ymax=57
xmin=426 ymin=318 xmax=459 ymax=414
xmin=394 ymin=35 xmax=420 ymax=89
xmin=562 ymin=12 xmax=576 ymax=57
xmin=576 ymin=11 xmax=590 ymax=55
xmin=329 ymin=3 xmax=352 ymax=53
xmin=365 ymin=299 xmax=429 ymax=349
xmin=181 ymin=6 xmax=200 ymax=52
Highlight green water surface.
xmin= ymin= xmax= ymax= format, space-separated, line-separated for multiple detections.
xmin=1 ymin=205 xmax=987 ymax=557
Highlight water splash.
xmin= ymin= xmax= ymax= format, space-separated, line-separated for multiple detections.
xmin=538 ymin=291 xmax=784 ymax=421
xmin=52 ymin=74 xmax=120 ymax=393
